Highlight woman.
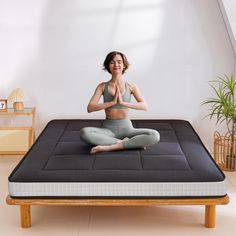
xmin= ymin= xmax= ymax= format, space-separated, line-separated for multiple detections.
xmin=80 ymin=51 xmax=160 ymax=154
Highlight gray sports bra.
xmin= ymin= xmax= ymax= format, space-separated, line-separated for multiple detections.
xmin=103 ymin=82 xmax=131 ymax=109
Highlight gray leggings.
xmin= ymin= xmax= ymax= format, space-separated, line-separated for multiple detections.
xmin=80 ymin=119 xmax=160 ymax=149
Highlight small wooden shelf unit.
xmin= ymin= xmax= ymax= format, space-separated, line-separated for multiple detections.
xmin=6 ymin=195 xmax=229 ymax=228
xmin=0 ymin=108 xmax=36 ymax=155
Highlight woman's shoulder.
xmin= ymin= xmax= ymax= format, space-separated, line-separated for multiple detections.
xmin=127 ymin=81 xmax=138 ymax=93
xmin=96 ymin=81 xmax=107 ymax=88
xmin=96 ymin=81 xmax=108 ymax=93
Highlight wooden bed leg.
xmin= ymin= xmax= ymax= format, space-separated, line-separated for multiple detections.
xmin=205 ymin=205 xmax=215 ymax=228
xmin=20 ymin=205 xmax=31 ymax=228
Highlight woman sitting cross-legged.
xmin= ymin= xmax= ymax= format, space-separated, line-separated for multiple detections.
xmin=80 ymin=51 xmax=160 ymax=154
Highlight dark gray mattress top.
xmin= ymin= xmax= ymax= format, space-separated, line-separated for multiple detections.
xmin=9 ymin=119 xmax=225 ymax=183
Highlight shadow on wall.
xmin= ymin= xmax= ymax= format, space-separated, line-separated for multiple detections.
xmin=192 ymin=0 xmax=235 ymax=152
xmin=13 ymin=0 xmax=166 ymax=135
xmin=9 ymin=0 xmax=234 ymax=149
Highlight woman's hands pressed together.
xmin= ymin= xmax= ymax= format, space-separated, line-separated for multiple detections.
xmin=116 ymin=85 xmax=123 ymax=105
xmin=111 ymin=84 xmax=123 ymax=106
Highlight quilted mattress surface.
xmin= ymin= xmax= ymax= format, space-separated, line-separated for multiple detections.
xmin=8 ymin=119 xmax=226 ymax=198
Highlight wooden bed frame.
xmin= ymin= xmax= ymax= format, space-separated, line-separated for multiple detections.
xmin=6 ymin=194 xmax=229 ymax=228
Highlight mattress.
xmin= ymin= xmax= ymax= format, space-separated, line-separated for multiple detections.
xmin=8 ymin=119 xmax=227 ymax=198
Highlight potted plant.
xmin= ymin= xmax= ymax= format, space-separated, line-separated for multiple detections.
xmin=202 ymin=73 xmax=236 ymax=171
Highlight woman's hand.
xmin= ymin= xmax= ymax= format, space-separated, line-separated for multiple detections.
xmin=112 ymin=85 xmax=118 ymax=105
xmin=87 ymin=82 xmax=120 ymax=113
xmin=118 ymin=82 xmax=148 ymax=111
xmin=116 ymin=85 xmax=123 ymax=105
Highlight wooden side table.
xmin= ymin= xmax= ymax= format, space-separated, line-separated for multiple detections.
xmin=0 ymin=107 xmax=36 ymax=155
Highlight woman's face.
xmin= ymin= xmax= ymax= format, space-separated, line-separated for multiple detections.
xmin=109 ymin=54 xmax=125 ymax=75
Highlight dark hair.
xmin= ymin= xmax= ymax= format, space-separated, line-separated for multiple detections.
xmin=103 ymin=51 xmax=130 ymax=74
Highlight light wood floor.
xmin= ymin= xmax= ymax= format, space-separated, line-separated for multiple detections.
xmin=1 ymin=155 xmax=236 ymax=236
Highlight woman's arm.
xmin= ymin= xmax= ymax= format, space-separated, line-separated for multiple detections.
xmin=87 ymin=83 xmax=117 ymax=113
xmin=118 ymin=83 xmax=148 ymax=111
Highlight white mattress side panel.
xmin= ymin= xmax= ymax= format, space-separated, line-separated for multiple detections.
xmin=8 ymin=180 xmax=227 ymax=197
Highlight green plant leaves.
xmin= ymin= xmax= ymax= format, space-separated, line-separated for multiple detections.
xmin=202 ymin=73 xmax=236 ymax=133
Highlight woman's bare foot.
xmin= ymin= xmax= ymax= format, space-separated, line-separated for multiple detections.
xmin=90 ymin=145 xmax=107 ymax=154
xmin=90 ymin=139 xmax=126 ymax=154
xmin=90 ymin=138 xmax=147 ymax=154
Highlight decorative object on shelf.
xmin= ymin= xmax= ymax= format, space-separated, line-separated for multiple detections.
xmin=0 ymin=99 xmax=7 ymax=112
xmin=8 ymin=88 xmax=25 ymax=111
xmin=202 ymin=73 xmax=236 ymax=171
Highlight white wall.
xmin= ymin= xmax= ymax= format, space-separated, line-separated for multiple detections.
xmin=219 ymin=0 xmax=236 ymax=54
xmin=0 ymin=0 xmax=235 ymax=152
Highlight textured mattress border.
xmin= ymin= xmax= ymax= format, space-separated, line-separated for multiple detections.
xmin=8 ymin=179 xmax=227 ymax=197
